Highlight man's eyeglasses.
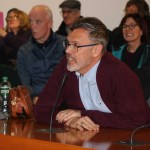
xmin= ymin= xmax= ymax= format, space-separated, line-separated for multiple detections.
xmin=6 ymin=16 xmax=19 ymax=22
xmin=122 ymin=23 xmax=138 ymax=30
xmin=63 ymin=40 xmax=99 ymax=53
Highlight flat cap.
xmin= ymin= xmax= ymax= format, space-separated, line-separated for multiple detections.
xmin=59 ymin=0 xmax=81 ymax=10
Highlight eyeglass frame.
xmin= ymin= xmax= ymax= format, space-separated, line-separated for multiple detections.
xmin=6 ymin=16 xmax=19 ymax=22
xmin=63 ymin=40 xmax=99 ymax=53
xmin=122 ymin=23 xmax=139 ymax=30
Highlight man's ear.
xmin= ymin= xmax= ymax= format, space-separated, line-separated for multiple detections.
xmin=92 ymin=44 xmax=103 ymax=57
xmin=76 ymin=10 xmax=81 ymax=18
xmin=48 ymin=20 xmax=53 ymax=28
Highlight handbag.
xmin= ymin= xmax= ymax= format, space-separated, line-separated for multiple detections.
xmin=9 ymin=86 xmax=33 ymax=118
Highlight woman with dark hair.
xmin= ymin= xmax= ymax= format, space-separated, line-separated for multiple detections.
xmin=108 ymin=0 xmax=150 ymax=51
xmin=112 ymin=13 xmax=150 ymax=101
xmin=125 ymin=0 xmax=150 ymax=41
xmin=0 ymin=8 xmax=31 ymax=67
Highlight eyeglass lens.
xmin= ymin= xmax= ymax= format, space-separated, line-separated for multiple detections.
xmin=63 ymin=40 xmax=76 ymax=49
xmin=123 ymin=24 xmax=137 ymax=30
xmin=7 ymin=16 xmax=18 ymax=21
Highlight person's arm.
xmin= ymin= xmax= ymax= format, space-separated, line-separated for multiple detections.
xmin=17 ymin=46 xmax=33 ymax=96
xmin=5 ymin=30 xmax=31 ymax=49
xmin=34 ymin=55 xmax=150 ymax=129
xmin=135 ymin=66 xmax=150 ymax=100
xmin=134 ymin=46 xmax=150 ymax=99
xmin=57 ymin=62 xmax=150 ymax=129
xmin=80 ymin=63 xmax=150 ymax=129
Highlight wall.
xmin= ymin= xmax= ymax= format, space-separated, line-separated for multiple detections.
xmin=0 ymin=0 xmax=150 ymax=31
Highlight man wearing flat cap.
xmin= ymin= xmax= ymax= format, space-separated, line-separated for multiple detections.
xmin=56 ymin=0 xmax=82 ymax=36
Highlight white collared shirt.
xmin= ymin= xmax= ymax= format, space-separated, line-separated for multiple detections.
xmin=76 ymin=61 xmax=111 ymax=113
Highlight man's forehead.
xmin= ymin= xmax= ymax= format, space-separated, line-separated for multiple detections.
xmin=30 ymin=8 xmax=46 ymax=16
xmin=29 ymin=11 xmax=46 ymax=19
xmin=71 ymin=28 xmax=88 ymax=34
xmin=68 ymin=29 xmax=89 ymax=41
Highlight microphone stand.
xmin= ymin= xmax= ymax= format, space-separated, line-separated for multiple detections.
xmin=119 ymin=124 xmax=150 ymax=146
xmin=49 ymin=73 xmax=68 ymax=133
xmin=40 ymin=73 xmax=68 ymax=133
xmin=130 ymin=124 xmax=150 ymax=145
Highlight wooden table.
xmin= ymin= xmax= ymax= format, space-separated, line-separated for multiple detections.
xmin=0 ymin=118 xmax=150 ymax=150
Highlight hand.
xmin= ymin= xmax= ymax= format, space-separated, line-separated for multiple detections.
xmin=56 ymin=109 xmax=81 ymax=123
xmin=32 ymin=96 xmax=38 ymax=105
xmin=65 ymin=116 xmax=100 ymax=131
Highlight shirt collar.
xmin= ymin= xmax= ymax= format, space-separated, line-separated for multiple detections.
xmin=32 ymin=29 xmax=54 ymax=49
xmin=75 ymin=60 xmax=100 ymax=84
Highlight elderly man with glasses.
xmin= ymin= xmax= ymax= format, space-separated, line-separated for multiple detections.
xmin=34 ymin=17 xmax=150 ymax=131
xmin=56 ymin=0 xmax=82 ymax=36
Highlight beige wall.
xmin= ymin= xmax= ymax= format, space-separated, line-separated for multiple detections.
xmin=0 ymin=0 xmax=150 ymax=31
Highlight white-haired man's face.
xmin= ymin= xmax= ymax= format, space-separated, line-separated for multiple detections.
xmin=29 ymin=7 xmax=52 ymax=43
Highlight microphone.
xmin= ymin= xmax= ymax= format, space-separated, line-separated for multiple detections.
xmin=40 ymin=73 xmax=68 ymax=133
xmin=118 ymin=124 xmax=150 ymax=146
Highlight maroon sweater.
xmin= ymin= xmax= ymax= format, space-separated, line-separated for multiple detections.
xmin=34 ymin=52 xmax=150 ymax=129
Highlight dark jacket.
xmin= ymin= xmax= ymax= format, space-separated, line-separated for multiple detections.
xmin=34 ymin=52 xmax=150 ymax=129
xmin=17 ymin=31 xmax=65 ymax=98
xmin=0 ymin=29 xmax=31 ymax=66
xmin=112 ymin=43 xmax=150 ymax=99
xmin=56 ymin=21 xmax=68 ymax=36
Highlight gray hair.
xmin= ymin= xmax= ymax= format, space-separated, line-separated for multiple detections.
xmin=70 ymin=17 xmax=108 ymax=52
xmin=31 ymin=5 xmax=53 ymax=21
